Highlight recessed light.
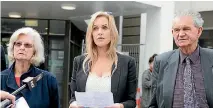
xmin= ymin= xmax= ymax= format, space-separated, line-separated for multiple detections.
xmin=9 ymin=12 xmax=21 ymax=18
xmin=61 ymin=4 xmax=76 ymax=10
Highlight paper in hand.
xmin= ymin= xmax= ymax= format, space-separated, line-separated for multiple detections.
xmin=14 ymin=97 xmax=29 ymax=108
xmin=75 ymin=91 xmax=114 ymax=107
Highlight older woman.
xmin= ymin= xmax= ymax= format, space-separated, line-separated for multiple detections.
xmin=69 ymin=11 xmax=137 ymax=108
xmin=0 ymin=27 xmax=59 ymax=108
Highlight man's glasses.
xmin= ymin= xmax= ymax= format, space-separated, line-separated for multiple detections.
xmin=14 ymin=41 xmax=33 ymax=48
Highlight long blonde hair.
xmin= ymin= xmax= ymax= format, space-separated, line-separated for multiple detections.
xmin=83 ymin=11 xmax=119 ymax=73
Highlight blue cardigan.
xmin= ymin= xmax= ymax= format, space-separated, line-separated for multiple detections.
xmin=1 ymin=63 xmax=59 ymax=108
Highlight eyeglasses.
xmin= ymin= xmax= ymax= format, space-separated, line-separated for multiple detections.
xmin=14 ymin=41 xmax=33 ymax=48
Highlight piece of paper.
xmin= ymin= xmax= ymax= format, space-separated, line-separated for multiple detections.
xmin=75 ymin=91 xmax=114 ymax=107
xmin=14 ymin=97 xmax=29 ymax=108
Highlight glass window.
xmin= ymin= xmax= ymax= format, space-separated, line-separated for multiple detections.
xmin=1 ymin=18 xmax=48 ymax=34
xmin=48 ymin=50 xmax=64 ymax=79
xmin=48 ymin=50 xmax=64 ymax=100
xmin=48 ymin=38 xmax=64 ymax=106
xmin=49 ymin=20 xmax=65 ymax=35
xmin=199 ymin=30 xmax=213 ymax=49
xmin=49 ymin=39 xmax=64 ymax=49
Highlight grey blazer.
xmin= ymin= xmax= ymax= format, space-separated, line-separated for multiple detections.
xmin=149 ymin=47 xmax=213 ymax=108
xmin=142 ymin=69 xmax=153 ymax=108
xmin=69 ymin=53 xmax=137 ymax=108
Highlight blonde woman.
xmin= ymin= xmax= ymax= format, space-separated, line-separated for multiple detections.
xmin=1 ymin=27 xmax=59 ymax=108
xmin=69 ymin=11 xmax=136 ymax=108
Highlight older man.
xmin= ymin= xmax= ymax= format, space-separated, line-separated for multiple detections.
xmin=150 ymin=10 xmax=213 ymax=108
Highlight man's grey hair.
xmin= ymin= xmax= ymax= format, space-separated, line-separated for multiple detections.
xmin=174 ymin=10 xmax=204 ymax=28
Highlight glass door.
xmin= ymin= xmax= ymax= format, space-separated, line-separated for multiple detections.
xmin=48 ymin=37 xmax=64 ymax=107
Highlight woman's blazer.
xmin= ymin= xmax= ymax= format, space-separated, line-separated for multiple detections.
xmin=69 ymin=53 xmax=137 ymax=107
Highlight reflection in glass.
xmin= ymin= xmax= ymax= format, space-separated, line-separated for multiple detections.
xmin=49 ymin=20 xmax=65 ymax=35
xmin=200 ymin=30 xmax=213 ymax=49
xmin=49 ymin=40 xmax=64 ymax=49
xmin=48 ymin=38 xmax=65 ymax=107
xmin=1 ymin=18 xmax=48 ymax=34
xmin=48 ymin=50 xmax=64 ymax=102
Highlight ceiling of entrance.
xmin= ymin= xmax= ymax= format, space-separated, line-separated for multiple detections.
xmin=1 ymin=1 xmax=158 ymax=31
xmin=1 ymin=1 xmax=157 ymax=19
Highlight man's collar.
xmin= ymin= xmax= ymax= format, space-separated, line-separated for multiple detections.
xmin=179 ymin=46 xmax=200 ymax=64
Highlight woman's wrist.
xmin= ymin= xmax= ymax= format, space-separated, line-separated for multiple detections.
xmin=71 ymin=101 xmax=77 ymax=105
xmin=119 ymin=103 xmax=124 ymax=108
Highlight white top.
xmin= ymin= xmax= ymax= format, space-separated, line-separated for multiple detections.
xmin=86 ymin=73 xmax=111 ymax=92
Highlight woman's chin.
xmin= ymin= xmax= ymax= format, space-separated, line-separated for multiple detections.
xmin=96 ymin=44 xmax=108 ymax=48
xmin=16 ymin=58 xmax=28 ymax=61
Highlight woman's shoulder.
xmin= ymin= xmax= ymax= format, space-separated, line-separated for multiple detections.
xmin=1 ymin=69 xmax=11 ymax=82
xmin=1 ymin=68 xmax=10 ymax=75
xmin=73 ymin=54 xmax=87 ymax=63
xmin=117 ymin=52 xmax=135 ymax=62
xmin=34 ymin=68 xmax=57 ymax=80
xmin=1 ymin=68 xmax=13 ymax=80
xmin=34 ymin=68 xmax=58 ymax=93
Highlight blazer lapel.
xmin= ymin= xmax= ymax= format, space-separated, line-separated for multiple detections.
xmin=200 ymin=48 xmax=213 ymax=107
xmin=111 ymin=54 xmax=121 ymax=99
xmin=78 ymin=60 xmax=89 ymax=92
xmin=163 ymin=50 xmax=179 ymax=108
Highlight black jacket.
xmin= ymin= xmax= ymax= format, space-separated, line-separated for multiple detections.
xmin=69 ymin=53 xmax=137 ymax=108
xmin=1 ymin=45 xmax=7 ymax=71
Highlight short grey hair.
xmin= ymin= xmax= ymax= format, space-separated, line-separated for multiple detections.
xmin=7 ymin=27 xmax=45 ymax=66
xmin=174 ymin=10 xmax=204 ymax=28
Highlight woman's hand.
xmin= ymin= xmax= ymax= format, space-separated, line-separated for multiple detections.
xmin=0 ymin=91 xmax=16 ymax=108
xmin=69 ymin=101 xmax=83 ymax=108
xmin=105 ymin=103 xmax=124 ymax=108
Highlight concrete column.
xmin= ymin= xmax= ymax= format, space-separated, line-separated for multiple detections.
xmin=159 ymin=2 xmax=175 ymax=54
xmin=142 ymin=1 xmax=175 ymax=71
xmin=137 ymin=1 xmax=175 ymax=96
xmin=117 ymin=16 xmax=123 ymax=51
xmin=138 ymin=13 xmax=147 ymax=96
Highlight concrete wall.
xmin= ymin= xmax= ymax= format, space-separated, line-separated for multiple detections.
xmin=122 ymin=16 xmax=140 ymax=44
xmin=175 ymin=1 xmax=213 ymax=12
xmin=138 ymin=1 xmax=175 ymax=73
xmin=201 ymin=11 xmax=213 ymax=30
xmin=138 ymin=1 xmax=213 ymax=72
xmin=175 ymin=1 xmax=213 ymax=29
xmin=135 ymin=1 xmax=213 ymax=97
xmin=136 ymin=1 xmax=175 ymax=95
xmin=137 ymin=0 xmax=213 ymax=74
